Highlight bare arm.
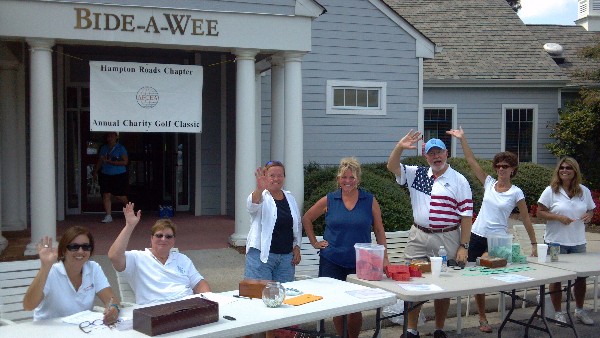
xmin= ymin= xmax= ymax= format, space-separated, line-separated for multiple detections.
xmin=302 ymin=196 xmax=329 ymax=249
xmin=536 ymin=203 xmax=574 ymax=225
xmin=456 ymin=215 xmax=472 ymax=263
xmin=371 ymin=198 xmax=389 ymax=267
xmin=517 ymin=199 xmax=538 ymax=257
xmin=108 ymin=202 xmax=141 ymax=272
xmin=387 ymin=129 xmax=422 ymax=176
xmin=193 ymin=280 xmax=211 ymax=294
xmin=447 ymin=127 xmax=486 ymax=185
xmin=96 ymin=288 xmax=120 ymax=325
xmin=23 ymin=237 xmax=57 ymax=311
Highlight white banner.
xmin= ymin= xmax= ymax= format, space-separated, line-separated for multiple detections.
xmin=90 ymin=61 xmax=202 ymax=133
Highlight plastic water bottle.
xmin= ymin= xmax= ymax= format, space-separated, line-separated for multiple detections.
xmin=438 ymin=246 xmax=447 ymax=272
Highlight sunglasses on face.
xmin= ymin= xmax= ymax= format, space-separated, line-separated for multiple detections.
xmin=66 ymin=243 xmax=93 ymax=252
xmin=559 ymin=165 xmax=573 ymax=170
xmin=153 ymin=233 xmax=175 ymax=239
xmin=495 ymin=164 xmax=511 ymax=169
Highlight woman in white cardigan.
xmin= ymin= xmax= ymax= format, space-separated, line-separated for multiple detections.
xmin=245 ymin=160 xmax=301 ymax=283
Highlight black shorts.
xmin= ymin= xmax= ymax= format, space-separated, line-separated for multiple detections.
xmin=467 ymin=232 xmax=488 ymax=262
xmin=99 ymin=172 xmax=128 ymax=196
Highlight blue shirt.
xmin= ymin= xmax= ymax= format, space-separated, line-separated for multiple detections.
xmin=99 ymin=142 xmax=127 ymax=175
xmin=321 ymin=189 xmax=374 ymax=268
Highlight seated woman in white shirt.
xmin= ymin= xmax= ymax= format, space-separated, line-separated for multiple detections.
xmin=108 ymin=202 xmax=210 ymax=305
xmin=23 ymin=226 xmax=120 ymax=323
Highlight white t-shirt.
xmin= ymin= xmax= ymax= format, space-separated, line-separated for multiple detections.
xmin=33 ymin=260 xmax=110 ymax=321
xmin=472 ymin=176 xmax=525 ymax=237
xmin=538 ymin=184 xmax=596 ymax=246
xmin=123 ymin=249 xmax=204 ymax=305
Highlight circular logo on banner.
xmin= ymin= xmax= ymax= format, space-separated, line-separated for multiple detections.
xmin=136 ymin=86 xmax=159 ymax=108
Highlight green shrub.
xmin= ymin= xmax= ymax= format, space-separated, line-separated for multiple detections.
xmin=303 ymin=159 xmax=553 ymax=235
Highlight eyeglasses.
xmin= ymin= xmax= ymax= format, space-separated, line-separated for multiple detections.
xmin=265 ymin=160 xmax=283 ymax=166
xmin=494 ymin=164 xmax=511 ymax=169
xmin=153 ymin=233 xmax=175 ymax=239
xmin=66 ymin=243 xmax=93 ymax=252
xmin=559 ymin=165 xmax=573 ymax=170
xmin=79 ymin=319 xmax=104 ymax=333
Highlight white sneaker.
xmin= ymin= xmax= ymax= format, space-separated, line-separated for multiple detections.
xmin=101 ymin=214 xmax=113 ymax=223
xmin=554 ymin=311 xmax=568 ymax=326
xmin=575 ymin=309 xmax=594 ymax=325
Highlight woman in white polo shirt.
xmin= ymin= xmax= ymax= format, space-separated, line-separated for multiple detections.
xmin=23 ymin=226 xmax=120 ymax=323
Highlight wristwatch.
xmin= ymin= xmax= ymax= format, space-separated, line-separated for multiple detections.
xmin=460 ymin=243 xmax=470 ymax=249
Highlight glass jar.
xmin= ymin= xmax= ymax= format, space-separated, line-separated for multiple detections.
xmin=262 ymin=281 xmax=286 ymax=307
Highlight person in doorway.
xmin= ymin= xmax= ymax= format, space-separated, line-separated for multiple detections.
xmin=23 ymin=226 xmax=120 ymax=324
xmin=93 ymin=131 xmax=129 ymax=223
xmin=108 ymin=202 xmax=211 ymax=305
xmin=537 ymin=157 xmax=596 ymax=326
xmin=303 ymin=157 xmax=389 ymax=338
xmin=387 ymin=131 xmax=473 ymax=338
xmin=448 ymin=127 xmax=538 ymax=333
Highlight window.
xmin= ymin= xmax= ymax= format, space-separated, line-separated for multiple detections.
xmin=502 ymin=105 xmax=537 ymax=162
xmin=326 ymin=80 xmax=386 ymax=115
xmin=423 ymin=106 xmax=455 ymax=156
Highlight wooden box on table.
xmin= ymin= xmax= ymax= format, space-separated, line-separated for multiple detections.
xmin=133 ymin=297 xmax=218 ymax=336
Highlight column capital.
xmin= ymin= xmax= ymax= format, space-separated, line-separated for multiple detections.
xmin=283 ymin=52 xmax=306 ymax=63
xmin=26 ymin=38 xmax=55 ymax=51
xmin=234 ymin=48 xmax=259 ymax=61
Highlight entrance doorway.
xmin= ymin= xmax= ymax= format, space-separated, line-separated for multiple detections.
xmin=66 ymin=85 xmax=191 ymax=215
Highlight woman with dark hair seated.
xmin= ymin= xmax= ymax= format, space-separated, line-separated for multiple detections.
xmin=23 ymin=226 xmax=120 ymax=324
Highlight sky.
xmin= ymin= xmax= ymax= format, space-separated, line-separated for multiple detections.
xmin=518 ymin=0 xmax=579 ymax=25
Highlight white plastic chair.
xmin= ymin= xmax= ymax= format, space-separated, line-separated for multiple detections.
xmin=0 ymin=259 xmax=41 ymax=324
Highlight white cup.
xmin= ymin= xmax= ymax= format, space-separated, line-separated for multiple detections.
xmin=430 ymin=257 xmax=442 ymax=278
xmin=537 ymin=244 xmax=548 ymax=263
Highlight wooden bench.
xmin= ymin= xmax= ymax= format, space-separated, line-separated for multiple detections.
xmin=0 ymin=259 xmax=40 ymax=324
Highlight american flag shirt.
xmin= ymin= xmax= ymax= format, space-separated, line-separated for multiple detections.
xmin=396 ymin=164 xmax=473 ymax=228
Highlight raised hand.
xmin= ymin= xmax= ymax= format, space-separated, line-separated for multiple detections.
xmin=255 ymin=167 xmax=268 ymax=191
xmin=446 ymin=126 xmax=465 ymax=139
xmin=36 ymin=236 xmax=58 ymax=267
xmin=123 ymin=202 xmax=141 ymax=228
xmin=397 ymin=129 xmax=422 ymax=149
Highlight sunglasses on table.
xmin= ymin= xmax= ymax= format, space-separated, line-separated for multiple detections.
xmin=494 ymin=164 xmax=511 ymax=169
xmin=66 ymin=243 xmax=93 ymax=252
xmin=153 ymin=233 xmax=175 ymax=239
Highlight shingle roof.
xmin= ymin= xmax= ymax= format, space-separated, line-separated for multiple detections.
xmin=526 ymin=24 xmax=600 ymax=87
xmin=383 ymin=0 xmax=568 ymax=82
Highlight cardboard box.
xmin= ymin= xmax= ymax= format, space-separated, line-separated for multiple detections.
xmin=133 ymin=297 xmax=218 ymax=336
xmin=239 ymin=279 xmax=271 ymax=299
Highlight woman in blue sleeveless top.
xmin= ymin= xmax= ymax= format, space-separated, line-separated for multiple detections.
xmin=303 ymin=157 xmax=388 ymax=338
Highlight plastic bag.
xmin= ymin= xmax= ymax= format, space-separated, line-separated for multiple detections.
xmin=382 ymin=299 xmax=425 ymax=325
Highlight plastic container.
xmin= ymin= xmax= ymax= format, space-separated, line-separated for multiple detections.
xmin=354 ymin=243 xmax=385 ymax=280
xmin=438 ymin=246 xmax=447 ymax=272
xmin=487 ymin=234 xmax=513 ymax=264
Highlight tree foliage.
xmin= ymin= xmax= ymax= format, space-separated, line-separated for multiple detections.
xmin=506 ymin=0 xmax=521 ymax=12
xmin=546 ymin=41 xmax=600 ymax=189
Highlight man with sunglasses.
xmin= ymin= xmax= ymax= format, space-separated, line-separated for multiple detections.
xmin=387 ymin=130 xmax=473 ymax=338
xmin=108 ymin=202 xmax=210 ymax=305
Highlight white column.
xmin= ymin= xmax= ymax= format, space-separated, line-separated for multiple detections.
xmin=283 ymin=52 xmax=305 ymax=211
xmin=230 ymin=49 xmax=259 ymax=246
xmin=26 ymin=39 xmax=56 ymax=255
xmin=255 ymin=71 xmax=262 ymax=163
xmin=0 ymin=44 xmax=20 ymax=253
xmin=270 ymin=55 xmax=285 ymax=161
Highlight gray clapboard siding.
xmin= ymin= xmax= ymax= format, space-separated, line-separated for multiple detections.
xmin=425 ymin=87 xmax=559 ymax=165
